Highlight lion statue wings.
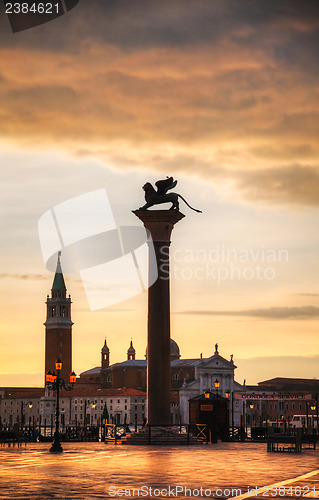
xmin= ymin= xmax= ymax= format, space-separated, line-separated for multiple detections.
xmin=139 ymin=177 xmax=202 ymax=213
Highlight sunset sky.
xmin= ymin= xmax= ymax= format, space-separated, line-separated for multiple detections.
xmin=0 ymin=0 xmax=318 ymax=387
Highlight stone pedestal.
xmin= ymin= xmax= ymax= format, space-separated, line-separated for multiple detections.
xmin=133 ymin=210 xmax=185 ymax=426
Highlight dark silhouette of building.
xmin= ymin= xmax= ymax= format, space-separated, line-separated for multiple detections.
xmin=79 ymin=338 xmax=189 ymax=391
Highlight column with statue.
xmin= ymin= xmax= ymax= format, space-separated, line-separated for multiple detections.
xmin=133 ymin=177 xmax=201 ymax=426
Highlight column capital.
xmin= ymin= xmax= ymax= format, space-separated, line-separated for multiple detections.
xmin=132 ymin=209 xmax=185 ymax=242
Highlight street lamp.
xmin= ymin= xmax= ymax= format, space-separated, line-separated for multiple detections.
xmin=225 ymin=390 xmax=232 ymax=439
xmin=89 ymin=401 xmax=96 ymax=426
xmin=46 ymin=359 xmax=76 ymax=453
xmin=214 ymin=379 xmax=220 ymax=396
xmin=225 ymin=390 xmax=233 ymax=432
xmin=84 ymin=400 xmax=96 ymax=426
xmin=204 ymin=390 xmax=210 ymax=399
xmin=20 ymin=401 xmax=33 ymax=428
xmin=248 ymin=402 xmax=254 ymax=430
xmin=310 ymin=403 xmax=317 ymax=428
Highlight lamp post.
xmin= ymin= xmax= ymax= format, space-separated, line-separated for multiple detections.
xmin=88 ymin=401 xmax=96 ymax=426
xmin=213 ymin=381 xmax=219 ymax=440
xmin=240 ymin=400 xmax=246 ymax=441
xmin=248 ymin=402 xmax=254 ymax=434
xmin=310 ymin=403 xmax=316 ymax=429
xmin=46 ymin=359 xmax=76 ymax=453
xmin=225 ymin=390 xmax=232 ymax=438
xmin=214 ymin=379 xmax=220 ymax=396
xmin=84 ymin=400 xmax=96 ymax=427
xmin=20 ymin=401 xmax=33 ymax=429
xmin=249 ymin=402 xmax=254 ymax=426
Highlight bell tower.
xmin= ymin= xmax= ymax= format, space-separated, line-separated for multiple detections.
xmin=44 ymin=252 xmax=73 ymax=382
xmin=101 ymin=339 xmax=110 ymax=369
xmin=127 ymin=340 xmax=136 ymax=360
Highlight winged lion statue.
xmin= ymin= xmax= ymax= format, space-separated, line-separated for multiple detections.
xmin=138 ymin=177 xmax=202 ymax=213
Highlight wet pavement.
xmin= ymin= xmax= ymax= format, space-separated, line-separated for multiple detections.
xmin=0 ymin=442 xmax=318 ymax=499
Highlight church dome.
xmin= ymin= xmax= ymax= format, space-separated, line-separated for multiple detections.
xmin=170 ymin=339 xmax=180 ymax=360
xmin=144 ymin=338 xmax=180 ymax=360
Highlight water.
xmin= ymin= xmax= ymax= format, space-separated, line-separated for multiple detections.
xmin=0 ymin=442 xmax=318 ymax=499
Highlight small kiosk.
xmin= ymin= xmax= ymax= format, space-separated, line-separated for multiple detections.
xmin=189 ymin=391 xmax=230 ymax=442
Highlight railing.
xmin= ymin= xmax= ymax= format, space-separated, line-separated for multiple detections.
xmin=105 ymin=423 xmax=211 ymax=444
xmin=0 ymin=424 xmax=103 ymax=443
xmin=0 ymin=429 xmax=25 ymax=447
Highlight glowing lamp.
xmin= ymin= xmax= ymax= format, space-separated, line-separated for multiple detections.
xmin=225 ymin=390 xmax=231 ymax=399
xmin=249 ymin=403 xmax=254 ymax=409
xmin=55 ymin=359 xmax=62 ymax=371
xmin=310 ymin=404 xmax=316 ymax=411
xmin=204 ymin=390 xmax=210 ymax=399
xmin=46 ymin=371 xmax=52 ymax=383
xmin=214 ymin=379 xmax=220 ymax=389
xmin=70 ymin=371 xmax=76 ymax=384
xmin=28 ymin=402 xmax=33 ymax=409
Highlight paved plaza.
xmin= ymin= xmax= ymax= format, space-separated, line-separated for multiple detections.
xmin=0 ymin=442 xmax=318 ymax=499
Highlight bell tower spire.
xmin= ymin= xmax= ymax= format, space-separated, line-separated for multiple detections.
xmin=51 ymin=251 xmax=66 ymax=297
xmin=101 ymin=338 xmax=110 ymax=369
xmin=44 ymin=252 xmax=73 ymax=383
xmin=127 ymin=339 xmax=136 ymax=360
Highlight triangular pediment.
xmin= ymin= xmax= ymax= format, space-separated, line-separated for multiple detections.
xmin=198 ymin=354 xmax=236 ymax=370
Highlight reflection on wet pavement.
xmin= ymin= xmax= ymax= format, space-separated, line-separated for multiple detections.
xmin=0 ymin=442 xmax=318 ymax=499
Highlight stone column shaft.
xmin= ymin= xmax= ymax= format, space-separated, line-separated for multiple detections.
xmin=133 ymin=210 xmax=184 ymax=426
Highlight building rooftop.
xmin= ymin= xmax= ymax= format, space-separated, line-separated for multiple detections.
xmin=0 ymin=387 xmax=146 ymax=398
xmin=257 ymin=377 xmax=319 ymax=392
xmin=171 ymin=358 xmax=203 ymax=367
xmin=80 ymin=366 xmax=100 ymax=376
xmin=81 ymin=353 xmax=236 ymax=376
xmin=112 ymin=360 xmax=147 ymax=368
xmin=0 ymin=388 xmax=45 ymax=399
xmin=59 ymin=387 xmax=146 ymax=397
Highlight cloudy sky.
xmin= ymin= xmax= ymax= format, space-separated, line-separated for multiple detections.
xmin=0 ymin=0 xmax=318 ymax=386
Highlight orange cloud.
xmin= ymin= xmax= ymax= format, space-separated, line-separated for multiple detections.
xmin=1 ymin=1 xmax=318 ymax=206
